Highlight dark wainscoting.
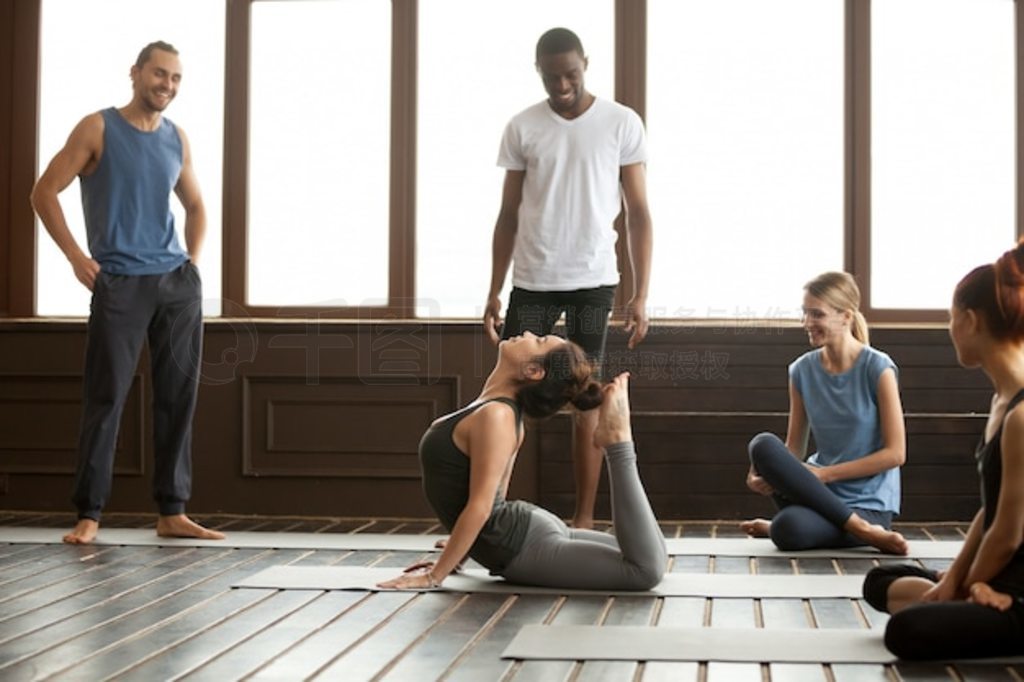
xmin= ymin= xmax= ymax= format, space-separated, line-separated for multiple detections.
xmin=0 ymin=321 xmax=988 ymax=520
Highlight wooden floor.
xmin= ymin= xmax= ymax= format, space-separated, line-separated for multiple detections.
xmin=0 ymin=512 xmax=1012 ymax=681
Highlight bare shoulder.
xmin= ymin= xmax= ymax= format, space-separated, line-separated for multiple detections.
xmin=1003 ymin=401 xmax=1024 ymax=440
xmin=70 ymin=112 xmax=105 ymax=147
xmin=469 ymin=400 xmax=519 ymax=429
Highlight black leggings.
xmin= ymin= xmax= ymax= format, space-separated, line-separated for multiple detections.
xmin=863 ymin=564 xmax=1024 ymax=660
xmin=749 ymin=432 xmax=892 ymax=550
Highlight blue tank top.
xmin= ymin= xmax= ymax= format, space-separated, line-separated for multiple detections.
xmin=790 ymin=345 xmax=902 ymax=513
xmin=80 ymin=107 xmax=189 ymax=275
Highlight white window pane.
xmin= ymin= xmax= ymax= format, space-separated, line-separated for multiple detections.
xmin=37 ymin=0 xmax=225 ymax=316
xmin=248 ymin=0 xmax=390 ymax=308
xmin=872 ymin=0 xmax=1015 ymax=309
xmin=647 ymin=0 xmax=843 ymax=320
xmin=417 ymin=3 xmax=613 ymax=318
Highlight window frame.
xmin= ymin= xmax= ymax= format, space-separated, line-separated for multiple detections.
xmin=2 ymin=0 xmax=1021 ymax=322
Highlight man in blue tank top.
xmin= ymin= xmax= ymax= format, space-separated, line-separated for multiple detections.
xmin=30 ymin=41 xmax=224 ymax=544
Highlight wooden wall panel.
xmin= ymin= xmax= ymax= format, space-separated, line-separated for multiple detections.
xmin=242 ymin=376 xmax=458 ymax=477
xmin=0 ymin=373 xmax=144 ymax=475
xmin=0 ymin=322 xmax=993 ymax=520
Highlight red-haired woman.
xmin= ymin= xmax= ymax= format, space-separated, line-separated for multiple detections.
xmin=379 ymin=332 xmax=667 ymax=591
xmin=863 ymin=243 xmax=1024 ymax=659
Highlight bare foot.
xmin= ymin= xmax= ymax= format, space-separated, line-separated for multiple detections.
xmin=593 ymin=373 xmax=632 ymax=448
xmin=63 ymin=518 xmax=99 ymax=544
xmin=846 ymin=515 xmax=908 ymax=555
xmin=156 ymin=514 xmax=226 ymax=540
xmin=740 ymin=518 xmax=771 ymax=538
xmin=969 ymin=582 xmax=1014 ymax=611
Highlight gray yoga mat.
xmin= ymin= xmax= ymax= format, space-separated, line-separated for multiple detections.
xmin=0 ymin=527 xmax=962 ymax=558
xmin=502 ymin=624 xmax=1024 ymax=664
xmin=232 ymin=565 xmax=866 ymax=597
xmin=502 ymin=625 xmax=896 ymax=663
xmin=665 ymin=537 xmax=961 ymax=559
xmin=0 ymin=527 xmax=447 ymax=551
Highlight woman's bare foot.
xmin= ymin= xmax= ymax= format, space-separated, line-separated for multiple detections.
xmin=594 ymin=373 xmax=632 ymax=448
xmin=969 ymin=582 xmax=1014 ymax=611
xmin=63 ymin=518 xmax=99 ymax=544
xmin=740 ymin=518 xmax=771 ymax=538
xmin=845 ymin=514 xmax=908 ymax=555
xmin=156 ymin=514 xmax=226 ymax=540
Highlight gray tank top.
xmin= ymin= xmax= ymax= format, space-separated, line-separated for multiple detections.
xmin=419 ymin=397 xmax=536 ymax=573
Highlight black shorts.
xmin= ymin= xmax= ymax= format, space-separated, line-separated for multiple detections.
xmin=501 ymin=285 xmax=616 ymax=366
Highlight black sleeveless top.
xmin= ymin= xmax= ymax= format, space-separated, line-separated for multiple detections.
xmin=419 ymin=397 xmax=537 ymax=573
xmin=976 ymin=388 xmax=1024 ymax=594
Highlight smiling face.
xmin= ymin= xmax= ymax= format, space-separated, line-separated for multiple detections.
xmin=536 ymin=50 xmax=589 ymax=118
xmin=130 ymin=48 xmax=181 ymax=113
xmin=801 ymin=293 xmax=850 ymax=348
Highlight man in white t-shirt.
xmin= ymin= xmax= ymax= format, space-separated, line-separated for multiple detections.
xmin=483 ymin=27 xmax=654 ymax=529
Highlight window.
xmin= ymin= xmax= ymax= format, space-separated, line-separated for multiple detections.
xmin=871 ymin=0 xmax=1015 ymax=309
xmin=416 ymin=1 xmax=614 ymax=318
xmin=36 ymin=0 xmax=225 ymax=316
xmin=646 ymin=0 xmax=844 ymax=320
xmin=247 ymin=0 xmax=391 ymax=308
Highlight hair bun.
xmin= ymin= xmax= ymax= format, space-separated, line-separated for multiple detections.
xmin=569 ymin=380 xmax=604 ymax=412
xmin=994 ymin=240 xmax=1024 ymax=335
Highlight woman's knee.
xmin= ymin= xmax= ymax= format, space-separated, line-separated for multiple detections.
xmin=862 ymin=566 xmax=895 ymax=612
xmin=748 ymin=432 xmax=782 ymax=461
xmin=626 ymin=560 xmax=666 ymax=591
xmin=768 ymin=509 xmax=817 ymax=551
xmin=884 ymin=608 xmax=936 ymax=660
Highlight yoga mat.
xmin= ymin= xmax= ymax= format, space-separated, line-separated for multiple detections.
xmin=664 ymin=537 xmax=962 ymax=559
xmin=0 ymin=527 xmax=447 ymax=551
xmin=232 ymin=565 xmax=866 ymax=597
xmin=0 ymin=527 xmax=962 ymax=558
xmin=502 ymin=625 xmax=896 ymax=663
xmin=502 ymin=625 xmax=1024 ymax=664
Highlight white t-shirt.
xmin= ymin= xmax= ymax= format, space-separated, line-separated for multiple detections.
xmin=496 ymin=97 xmax=647 ymax=291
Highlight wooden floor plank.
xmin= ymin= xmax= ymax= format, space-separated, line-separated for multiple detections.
xmin=0 ymin=544 xmax=123 ymax=590
xmin=180 ymin=591 xmax=366 ymax=682
xmin=310 ymin=591 xmax=464 ymax=680
xmin=808 ymin=598 xmax=863 ymax=629
xmin=111 ymin=590 xmax=322 ymax=681
xmin=245 ymin=592 xmax=417 ymax=680
xmin=443 ymin=595 xmax=559 ymax=682
xmin=0 ymin=548 xmax=295 ymax=680
xmin=0 ymin=547 xmax=207 ymax=646
xmin=378 ymin=593 xmax=512 ymax=680
xmin=756 ymin=556 xmax=796 ymax=575
xmin=0 ymin=549 xmax=247 ymax=665
xmin=760 ymin=598 xmax=812 ymax=629
xmin=50 ymin=587 xmax=277 ymax=680
xmin=0 ymin=547 xmax=178 ymax=613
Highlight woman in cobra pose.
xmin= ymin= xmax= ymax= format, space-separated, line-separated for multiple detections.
xmin=741 ymin=272 xmax=908 ymax=554
xmin=862 ymin=243 xmax=1024 ymax=659
xmin=379 ymin=331 xmax=667 ymax=591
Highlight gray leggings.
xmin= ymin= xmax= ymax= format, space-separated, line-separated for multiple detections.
xmin=500 ymin=442 xmax=667 ymax=590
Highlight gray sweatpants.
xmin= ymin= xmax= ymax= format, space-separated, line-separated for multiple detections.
xmin=500 ymin=442 xmax=667 ymax=590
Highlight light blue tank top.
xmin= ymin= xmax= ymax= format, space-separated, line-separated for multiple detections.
xmin=790 ymin=346 xmax=902 ymax=513
xmin=80 ymin=107 xmax=189 ymax=275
